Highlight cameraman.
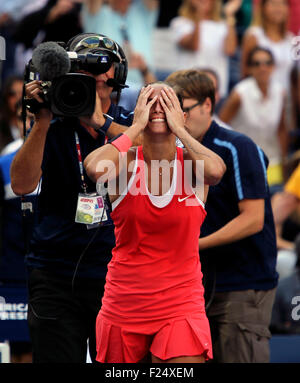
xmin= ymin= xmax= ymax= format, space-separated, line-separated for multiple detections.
xmin=10 ymin=33 xmax=134 ymax=363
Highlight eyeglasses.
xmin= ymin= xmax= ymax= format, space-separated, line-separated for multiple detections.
xmin=73 ymin=36 xmax=123 ymax=63
xmin=182 ymin=101 xmax=203 ymax=113
xmin=250 ymin=60 xmax=274 ymax=67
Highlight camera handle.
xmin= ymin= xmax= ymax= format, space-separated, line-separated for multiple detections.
xmin=24 ymin=97 xmax=49 ymax=115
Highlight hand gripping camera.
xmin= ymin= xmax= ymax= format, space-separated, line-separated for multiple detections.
xmin=24 ymin=33 xmax=128 ymax=117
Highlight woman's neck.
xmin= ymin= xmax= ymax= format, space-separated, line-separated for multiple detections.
xmin=255 ymin=78 xmax=269 ymax=98
xmin=264 ymin=21 xmax=284 ymax=41
xmin=203 ymin=11 xmax=213 ymax=21
xmin=142 ymin=134 xmax=176 ymax=163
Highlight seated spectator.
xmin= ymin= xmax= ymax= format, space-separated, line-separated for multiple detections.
xmin=241 ymin=0 xmax=294 ymax=94
xmin=270 ymin=233 xmax=300 ymax=334
xmin=0 ymin=75 xmax=23 ymax=153
xmin=170 ymin=0 xmax=241 ymax=100
xmin=82 ymin=0 xmax=158 ymax=110
xmin=219 ymin=47 xmax=288 ymax=190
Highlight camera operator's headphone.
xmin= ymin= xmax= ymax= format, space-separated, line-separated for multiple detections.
xmin=66 ymin=33 xmax=128 ymax=92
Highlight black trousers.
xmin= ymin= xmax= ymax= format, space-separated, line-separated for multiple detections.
xmin=27 ymin=268 xmax=106 ymax=363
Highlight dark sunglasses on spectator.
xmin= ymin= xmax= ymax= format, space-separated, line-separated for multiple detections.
xmin=182 ymin=101 xmax=203 ymax=113
xmin=250 ymin=60 xmax=274 ymax=67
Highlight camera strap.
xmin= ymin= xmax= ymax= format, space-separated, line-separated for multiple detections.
xmin=74 ymin=131 xmax=88 ymax=194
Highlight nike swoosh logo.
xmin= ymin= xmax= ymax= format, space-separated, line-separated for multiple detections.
xmin=178 ymin=195 xmax=194 ymax=202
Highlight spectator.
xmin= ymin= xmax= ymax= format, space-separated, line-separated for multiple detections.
xmin=84 ymin=82 xmax=225 ymax=363
xmin=0 ymin=102 xmax=35 ymax=363
xmin=169 ymin=0 xmax=241 ymax=100
xmin=219 ymin=47 xmax=289 ymax=190
xmin=271 ymin=161 xmax=300 ymax=250
xmin=0 ymin=0 xmax=41 ymax=82
xmin=271 ymin=232 xmax=300 ymax=334
xmin=82 ymin=0 xmax=158 ymax=110
xmin=253 ymin=0 xmax=300 ymax=35
xmin=0 ymin=75 xmax=23 ymax=153
xmin=167 ymin=69 xmax=278 ymax=363
xmin=10 ymin=33 xmax=135 ymax=363
xmin=241 ymin=0 xmax=294 ymax=94
xmin=13 ymin=0 xmax=83 ymax=48
xmin=12 ymin=0 xmax=83 ymax=75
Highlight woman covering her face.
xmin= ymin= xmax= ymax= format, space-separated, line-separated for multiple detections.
xmin=84 ymin=82 xmax=226 ymax=363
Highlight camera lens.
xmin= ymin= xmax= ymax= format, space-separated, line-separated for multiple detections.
xmin=51 ymin=74 xmax=96 ymax=117
xmin=61 ymin=81 xmax=85 ymax=108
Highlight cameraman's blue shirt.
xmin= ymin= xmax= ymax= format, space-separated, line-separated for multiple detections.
xmin=200 ymin=120 xmax=278 ymax=292
xmin=26 ymin=103 xmax=133 ymax=279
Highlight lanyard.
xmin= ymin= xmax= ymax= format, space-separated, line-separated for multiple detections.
xmin=74 ymin=131 xmax=88 ymax=194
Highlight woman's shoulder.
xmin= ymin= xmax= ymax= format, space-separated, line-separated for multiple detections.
xmin=245 ymin=25 xmax=263 ymax=38
xmin=170 ymin=16 xmax=194 ymax=28
xmin=233 ymin=77 xmax=256 ymax=94
xmin=285 ymin=30 xmax=296 ymax=43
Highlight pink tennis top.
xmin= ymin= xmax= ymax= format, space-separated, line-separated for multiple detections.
xmin=100 ymin=146 xmax=207 ymax=325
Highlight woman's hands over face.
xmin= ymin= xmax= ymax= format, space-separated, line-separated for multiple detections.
xmin=133 ymin=85 xmax=157 ymax=132
xmin=159 ymin=87 xmax=185 ymax=136
xmin=134 ymin=84 xmax=184 ymax=135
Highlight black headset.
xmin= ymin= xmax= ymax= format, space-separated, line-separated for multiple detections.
xmin=65 ymin=32 xmax=128 ymax=92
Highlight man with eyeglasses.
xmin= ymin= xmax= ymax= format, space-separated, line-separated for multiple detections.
xmin=10 ymin=33 xmax=135 ymax=363
xmin=166 ymin=69 xmax=278 ymax=363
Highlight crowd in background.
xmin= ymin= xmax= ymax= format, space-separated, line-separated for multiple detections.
xmin=1 ymin=0 xmax=300 ymax=362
